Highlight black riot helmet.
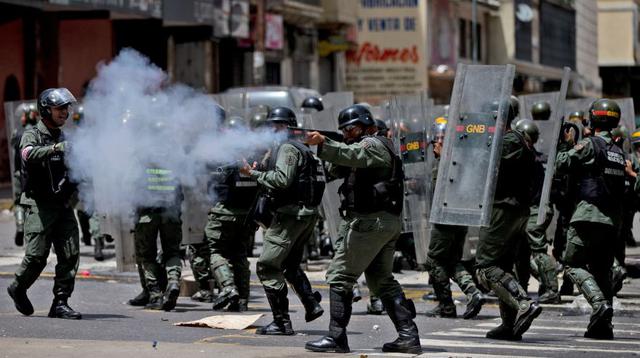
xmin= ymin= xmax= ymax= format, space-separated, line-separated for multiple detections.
xmin=515 ymin=119 xmax=540 ymax=145
xmin=531 ymin=101 xmax=551 ymax=121
xmin=589 ymin=98 xmax=621 ymax=130
xmin=485 ymin=97 xmax=519 ymax=128
xmin=267 ymin=107 xmax=298 ymax=127
xmin=338 ymin=104 xmax=375 ymax=129
xmin=38 ymin=88 xmax=76 ymax=119
xmin=375 ymin=119 xmax=389 ymax=136
xmin=301 ymin=97 xmax=324 ymax=112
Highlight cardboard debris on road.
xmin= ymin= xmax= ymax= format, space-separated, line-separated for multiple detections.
xmin=174 ymin=314 xmax=264 ymax=330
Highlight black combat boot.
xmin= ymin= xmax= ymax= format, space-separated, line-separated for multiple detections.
xmin=94 ymin=235 xmax=105 ymax=261
xmin=352 ymin=285 xmax=362 ymax=303
xmin=584 ymin=303 xmax=614 ymax=340
xmin=211 ymin=266 xmax=240 ymax=310
xmin=128 ymin=289 xmax=150 ymax=306
xmin=285 ymin=267 xmax=324 ymax=322
xmin=367 ymin=296 xmax=385 ymax=315
xmin=381 ymin=294 xmax=422 ymax=354
xmin=486 ymin=302 xmax=521 ymax=341
xmin=191 ymin=279 xmax=213 ymax=302
xmin=425 ymin=280 xmax=456 ymax=318
xmin=305 ymin=286 xmax=352 ymax=353
xmin=256 ymin=286 xmax=294 ymax=335
xmin=48 ymin=296 xmax=82 ymax=319
xmin=162 ymin=282 xmax=180 ymax=311
xmin=463 ymin=291 xmax=485 ymax=319
xmin=227 ymin=298 xmax=249 ymax=312
xmin=14 ymin=231 xmax=24 ymax=247
xmin=145 ymin=285 xmax=164 ymax=310
xmin=7 ymin=282 xmax=33 ymax=316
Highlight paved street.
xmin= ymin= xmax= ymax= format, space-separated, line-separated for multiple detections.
xmin=1 ymin=209 xmax=639 ymax=357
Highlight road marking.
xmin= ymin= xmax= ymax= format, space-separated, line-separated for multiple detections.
xmin=536 ymin=318 xmax=640 ymax=328
xmin=419 ymin=338 xmax=640 ymax=354
xmin=474 ymin=323 xmax=640 ymax=334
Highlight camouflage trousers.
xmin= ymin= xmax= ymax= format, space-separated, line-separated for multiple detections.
xmin=13 ymin=205 xmax=79 ymax=298
xmin=326 ymin=211 xmax=404 ymax=301
xmin=257 ymin=213 xmax=317 ymax=291
xmin=425 ymin=224 xmax=479 ymax=303
xmin=563 ymin=222 xmax=615 ymax=311
xmin=187 ymin=242 xmax=212 ymax=290
xmin=476 ymin=204 xmax=532 ymax=313
xmin=205 ymin=212 xmax=254 ymax=300
xmin=134 ymin=209 xmax=182 ymax=295
xmin=515 ymin=205 xmax=558 ymax=294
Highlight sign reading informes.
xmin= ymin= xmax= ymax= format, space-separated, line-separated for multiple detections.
xmin=346 ymin=0 xmax=428 ymax=104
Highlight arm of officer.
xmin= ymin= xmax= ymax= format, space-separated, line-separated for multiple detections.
xmin=20 ymin=131 xmax=58 ymax=164
xmin=555 ymin=138 xmax=595 ymax=173
xmin=249 ymin=143 xmax=298 ymax=190
xmin=317 ymin=137 xmax=390 ymax=168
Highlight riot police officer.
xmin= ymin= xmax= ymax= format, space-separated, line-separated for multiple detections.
xmin=240 ymin=107 xmax=324 ymax=335
xmin=205 ymin=116 xmax=260 ymax=311
xmin=7 ymin=88 xmax=82 ymax=319
xmin=304 ymin=105 xmax=421 ymax=354
xmin=513 ymin=106 xmax=560 ymax=304
xmin=10 ymin=103 xmax=39 ymax=247
xmin=556 ymin=99 xmax=626 ymax=339
xmin=475 ymin=99 xmax=542 ymax=341
xmin=134 ymin=162 xmax=184 ymax=311
xmin=426 ymin=117 xmax=485 ymax=319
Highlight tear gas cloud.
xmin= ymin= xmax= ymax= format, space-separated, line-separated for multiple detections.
xmin=67 ymin=49 xmax=282 ymax=221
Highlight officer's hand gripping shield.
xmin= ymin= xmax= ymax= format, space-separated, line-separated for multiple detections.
xmin=429 ymin=64 xmax=516 ymax=227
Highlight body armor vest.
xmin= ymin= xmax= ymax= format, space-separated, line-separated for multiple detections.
xmin=22 ymin=128 xmax=76 ymax=202
xmin=577 ymin=136 xmax=625 ymax=210
xmin=213 ymin=168 xmax=258 ymax=209
xmin=338 ymin=136 xmax=404 ymax=215
xmin=144 ymin=167 xmax=181 ymax=208
xmin=266 ymin=140 xmax=325 ymax=207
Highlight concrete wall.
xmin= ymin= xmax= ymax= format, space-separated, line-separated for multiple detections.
xmin=59 ymin=19 xmax=113 ymax=96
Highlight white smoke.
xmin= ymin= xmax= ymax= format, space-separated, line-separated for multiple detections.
xmin=67 ymin=49 xmax=281 ymax=221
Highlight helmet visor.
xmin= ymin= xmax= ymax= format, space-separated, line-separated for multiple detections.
xmin=44 ymin=88 xmax=77 ymax=108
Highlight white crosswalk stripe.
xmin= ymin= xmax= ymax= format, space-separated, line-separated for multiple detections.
xmin=414 ymin=315 xmax=640 ymax=357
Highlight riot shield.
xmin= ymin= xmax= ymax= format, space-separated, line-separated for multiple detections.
xmin=430 ymin=64 xmax=516 ymax=227
xmin=391 ymin=92 xmax=433 ymax=265
xmin=535 ymin=67 xmax=571 ymax=224
xmin=4 ymin=100 xmax=37 ymax=200
xmin=307 ymin=92 xmax=353 ymax=245
xmin=519 ymin=92 xmax=561 ymax=154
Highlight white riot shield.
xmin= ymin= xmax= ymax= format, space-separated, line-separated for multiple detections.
xmin=534 ymin=67 xmax=571 ymax=224
xmin=391 ymin=92 xmax=433 ymax=265
xmin=430 ymin=64 xmax=516 ymax=227
xmin=4 ymin=100 xmax=37 ymax=199
xmin=308 ymin=92 xmax=353 ymax=244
